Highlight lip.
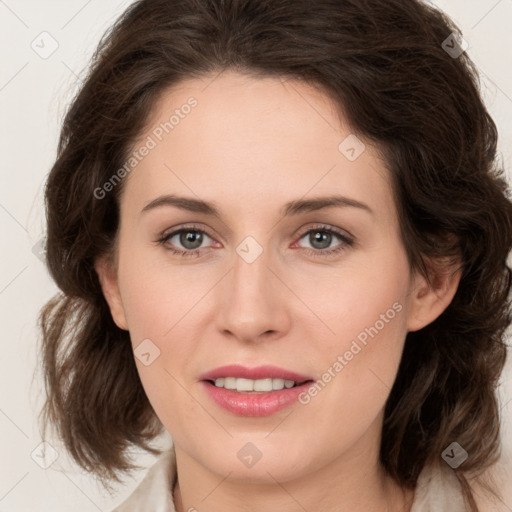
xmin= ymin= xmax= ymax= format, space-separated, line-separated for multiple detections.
xmin=198 ymin=364 xmax=313 ymax=382
xmin=199 ymin=364 xmax=315 ymax=417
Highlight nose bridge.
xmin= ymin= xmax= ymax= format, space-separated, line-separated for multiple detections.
xmin=233 ymin=240 xmax=269 ymax=299
xmin=216 ymin=235 xmax=289 ymax=340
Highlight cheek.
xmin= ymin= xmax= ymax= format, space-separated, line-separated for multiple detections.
xmin=116 ymin=267 xmax=201 ymax=433
xmin=327 ymin=299 xmax=407 ymax=401
xmin=308 ymin=246 xmax=410 ymax=357
xmin=116 ymin=239 xmax=212 ymax=339
xmin=286 ymin=304 xmax=408 ymax=468
xmin=298 ymin=246 xmax=410 ymax=412
xmin=115 ymin=248 xmax=213 ymax=415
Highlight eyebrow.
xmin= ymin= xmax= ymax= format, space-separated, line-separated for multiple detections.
xmin=140 ymin=194 xmax=374 ymax=217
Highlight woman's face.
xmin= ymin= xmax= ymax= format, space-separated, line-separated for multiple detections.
xmin=97 ymin=70 xmax=454 ymax=483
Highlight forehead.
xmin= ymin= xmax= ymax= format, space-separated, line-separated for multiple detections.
xmin=121 ymin=70 xmax=393 ymax=220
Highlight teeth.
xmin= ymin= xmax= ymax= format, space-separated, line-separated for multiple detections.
xmin=253 ymin=378 xmax=272 ymax=392
xmin=213 ymin=377 xmax=297 ymax=392
xmin=224 ymin=377 xmax=236 ymax=390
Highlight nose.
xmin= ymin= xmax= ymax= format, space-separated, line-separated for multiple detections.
xmin=214 ymin=243 xmax=291 ymax=344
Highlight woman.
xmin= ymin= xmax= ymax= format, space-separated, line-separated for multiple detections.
xmin=38 ymin=0 xmax=512 ymax=510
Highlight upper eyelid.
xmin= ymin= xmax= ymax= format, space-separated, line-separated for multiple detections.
xmin=162 ymin=223 xmax=215 ymax=241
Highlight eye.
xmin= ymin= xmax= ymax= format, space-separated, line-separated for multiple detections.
xmin=156 ymin=224 xmax=215 ymax=258
xmin=294 ymin=225 xmax=354 ymax=257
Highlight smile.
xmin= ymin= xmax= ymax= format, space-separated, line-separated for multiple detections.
xmin=199 ymin=365 xmax=315 ymax=416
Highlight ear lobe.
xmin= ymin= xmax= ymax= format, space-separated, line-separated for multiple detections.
xmin=94 ymin=255 xmax=128 ymax=331
xmin=407 ymin=259 xmax=462 ymax=332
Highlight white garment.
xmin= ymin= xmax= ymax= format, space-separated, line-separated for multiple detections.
xmin=109 ymin=447 xmax=466 ymax=511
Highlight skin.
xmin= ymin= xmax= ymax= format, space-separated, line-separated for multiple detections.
xmin=95 ymin=70 xmax=460 ymax=512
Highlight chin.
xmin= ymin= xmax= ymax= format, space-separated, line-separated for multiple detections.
xmin=197 ymin=439 xmax=319 ymax=484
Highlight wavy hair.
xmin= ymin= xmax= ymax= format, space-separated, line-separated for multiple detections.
xmin=38 ymin=0 xmax=512 ymax=508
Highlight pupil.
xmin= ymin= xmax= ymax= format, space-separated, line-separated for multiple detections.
xmin=181 ymin=230 xmax=202 ymax=249
xmin=312 ymin=230 xmax=330 ymax=249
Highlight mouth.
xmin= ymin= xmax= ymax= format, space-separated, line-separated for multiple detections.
xmin=199 ymin=365 xmax=315 ymax=416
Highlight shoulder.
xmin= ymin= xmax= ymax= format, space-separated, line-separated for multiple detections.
xmin=468 ymin=452 xmax=512 ymax=512
xmin=108 ymin=449 xmax=177 ymax=512
xmin=411 ymin=451 xmax=512 ymax=512
xmin=410 ymin=462 xmax=466 ymax=512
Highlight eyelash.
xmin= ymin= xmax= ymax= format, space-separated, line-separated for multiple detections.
xmin=155 ymin=223 xmax=354 ymax=259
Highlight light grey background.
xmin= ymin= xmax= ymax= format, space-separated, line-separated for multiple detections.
xmin=1 ymin=1 xmax=511 ymax=510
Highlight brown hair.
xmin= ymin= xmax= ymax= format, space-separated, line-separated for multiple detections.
xmin=38 ymin=0 xmax=512 ymax=508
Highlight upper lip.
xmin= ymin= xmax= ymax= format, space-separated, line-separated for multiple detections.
xmin=199 ymin=364 xmax=314 ymax=383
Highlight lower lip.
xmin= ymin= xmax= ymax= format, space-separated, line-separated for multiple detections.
xmin=201 ymin=381 xmax=313 ymax=417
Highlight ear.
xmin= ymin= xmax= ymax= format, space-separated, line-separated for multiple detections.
xmin=94 ymin=255 xmax=128 ymax=330
xmin=407 ymin=258 xmax=462 ymax=332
